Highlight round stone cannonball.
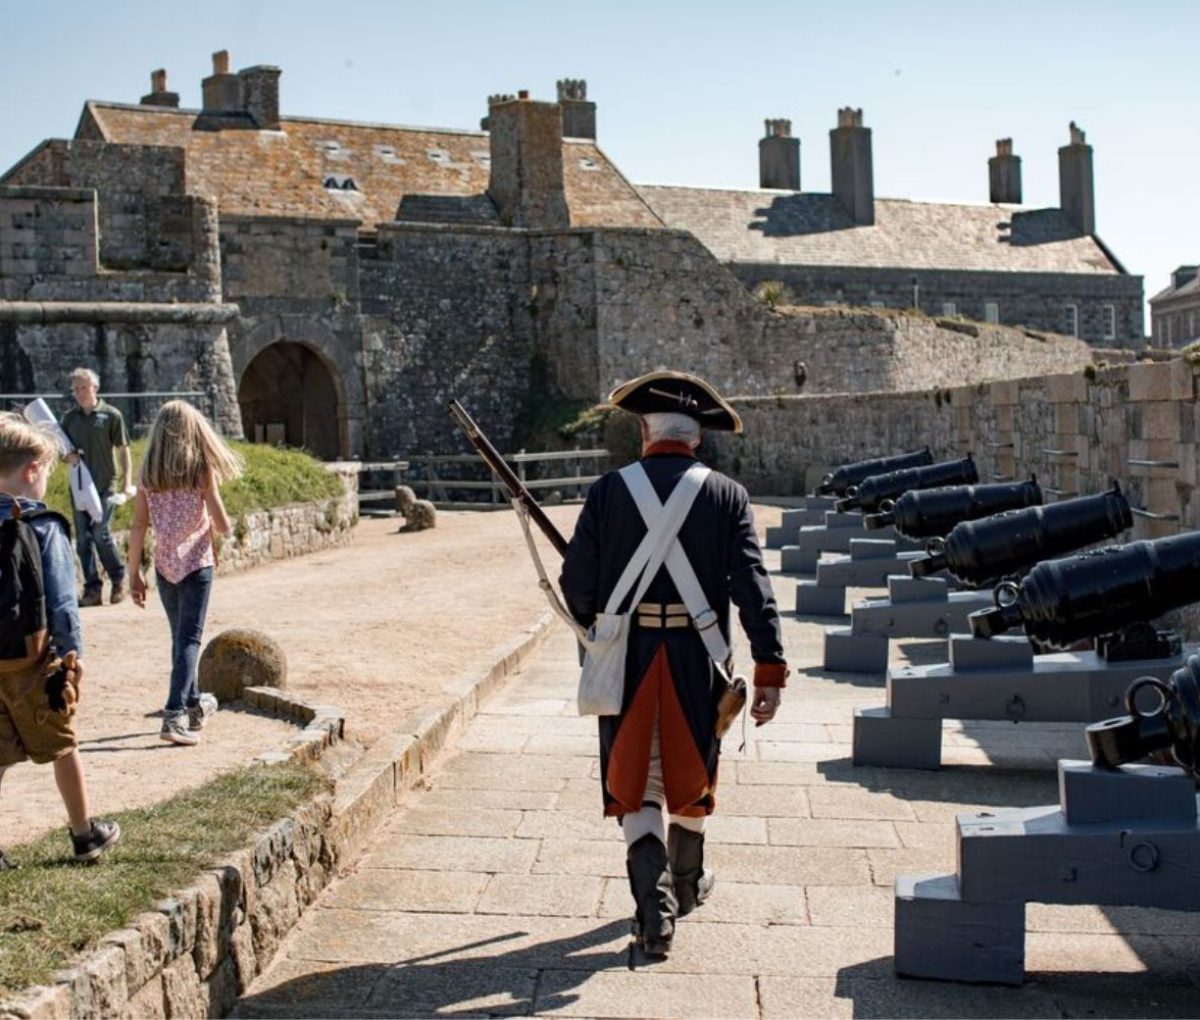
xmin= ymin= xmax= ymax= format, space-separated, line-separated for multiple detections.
xmin=198 ymin=628 xmax=287 ymax=704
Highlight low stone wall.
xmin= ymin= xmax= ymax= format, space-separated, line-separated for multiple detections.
xmin=113 ymin=462 xmax=360 ymax=583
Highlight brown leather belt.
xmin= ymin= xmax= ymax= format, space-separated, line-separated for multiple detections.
xmin=636 ymin=602 xmax=690 ymax=629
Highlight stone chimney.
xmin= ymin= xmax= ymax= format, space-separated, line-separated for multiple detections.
xmin=488 ymin=94 xmax=570 ymax=229
xmin=201 ymin=50 xmax=242 ymax=115
xmin=557 ymin=79 xmax=596 ymax=140
xmin=1059 ymin=121 xmax=1095 ymax=234
xmin=989 ymin=138 xmax=1022 ymax=204
xmin=239 ymin=65 xmax=282 ymax=129
xmin=480 ymin=92 xmax=515 ymax=131
xmin=830 ymin=107 xmax=874 ymax=225
xmin=759 ymin=118 xmax=800 ymax=190
xmin=140 ymin=68 xmax=180 ymax=108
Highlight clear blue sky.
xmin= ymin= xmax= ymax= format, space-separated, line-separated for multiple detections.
xmin=2 ymin=0 xmax=1196 ymax=319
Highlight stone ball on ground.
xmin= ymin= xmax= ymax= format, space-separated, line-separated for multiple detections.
xmin=394 ymin=485 xmax=417 ymax=514
xmin=401 ymin=499 xmax=437 ymax=532
xmin=198 ymin=628 xmax=287 ymax=703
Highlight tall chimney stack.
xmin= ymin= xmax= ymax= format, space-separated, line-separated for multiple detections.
xmin=201 ymin=50 xmax=242 ymax=115
xmin=140 ymin=68 xmax=180 ymax=108
xmin=1058 ymin=121 xmax=1095 ymax=234
xmin=759 ymin=119 xmax=800 ymax=190
xmin=830 ymin=107 xmax=874 ymax=225
xmin=557 ymin=79 xmax=596 ymax=140
xmin=989 ymin=138 xmax=1022 ymax=204
xmin=239 ymin=65 xmax=282 ymax=129
xmin=487 ymin=94 xmax=570 ymax=228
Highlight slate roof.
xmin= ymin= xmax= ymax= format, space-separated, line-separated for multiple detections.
xmin=1150 ymin=274 xmax=1200 ymax=305
xmin=76 ymin=101 xmax=661 ymax=230
xmin=636 ymin=185 xmax=1123 ymax=275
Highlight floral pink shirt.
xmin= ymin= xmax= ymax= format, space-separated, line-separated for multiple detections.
xmin=145 ymin=487 xmax=214 ymax=584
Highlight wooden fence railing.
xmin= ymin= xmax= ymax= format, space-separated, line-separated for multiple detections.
xmin=399 ymin=448 xmax=608 ymax=509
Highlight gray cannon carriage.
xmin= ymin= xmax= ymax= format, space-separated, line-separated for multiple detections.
xmin=794 ymin=457 xmax=980 ymax=613
xmin=827 ymin=486 xmax=1131 ymax=672
xmin=852 ymin=527 xmax=1200 ymax=770
xmin=765 ymin=447 xmax=932 ymax=549
xmin=894 ymin=658 xmax=1200 ymax=985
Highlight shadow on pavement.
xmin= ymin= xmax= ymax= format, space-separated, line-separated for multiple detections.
xmin=235 ymin=919 xmax=631 ymax=1018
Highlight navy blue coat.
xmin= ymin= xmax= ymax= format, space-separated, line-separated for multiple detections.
xmin=559 ymin=447 xmax=786 ymax=817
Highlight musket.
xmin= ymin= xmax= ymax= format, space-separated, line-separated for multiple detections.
xmin=448 ymin=400 xmax=569 ymax=557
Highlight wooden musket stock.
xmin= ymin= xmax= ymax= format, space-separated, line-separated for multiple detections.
xmin=448 ymin=400 xmax=570 ymax=557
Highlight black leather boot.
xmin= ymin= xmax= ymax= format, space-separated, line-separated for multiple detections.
xmin=626 ymin=834 xmax=677 ymax=956
xmin=668 ymin=823 xmax=715 ymax=917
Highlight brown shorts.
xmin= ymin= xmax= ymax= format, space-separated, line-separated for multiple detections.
xmin=0 ymin=658 xmax=78 ymax=767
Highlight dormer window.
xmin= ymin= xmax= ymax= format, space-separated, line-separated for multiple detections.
xmin=578 ymin=157 xmax=599 ymax=171
xmin=323 ymin=175 xmax=358 ymax=192
xmin=427 ymin=149 xmax=450 ymax=165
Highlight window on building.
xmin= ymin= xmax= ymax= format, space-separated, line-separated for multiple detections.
xmin=869 ymin=300 xmax=885 ymax=309
xmin=1102 ymin=304 xmax=1116 ymax=340
xmin=1063 ymin=304 xmax=1079 ymax=337
xmin=984 ymin=302 xmax=999 ymax=324
xmin=1190 ymin=310 xmax=1196 ymax=340
xmin=942 ymin=302 xmax=957 ymax=317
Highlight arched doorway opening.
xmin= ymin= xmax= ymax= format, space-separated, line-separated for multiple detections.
xmin=237 ymin=342 xmax=342 ymax=460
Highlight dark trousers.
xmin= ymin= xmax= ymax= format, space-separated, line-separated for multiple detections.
xmin=73 ymin=497 xmax=126 ymax=594
xmin=156 ymin=566 xmax=214 ymax=714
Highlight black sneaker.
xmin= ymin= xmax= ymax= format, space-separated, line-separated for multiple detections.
xmin=0 ymin=849 xmax=18 ymax=871
xmin=71 ymin=818 xmax=121 ymax=863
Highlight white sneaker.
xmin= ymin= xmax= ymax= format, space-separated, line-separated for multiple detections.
xmin=161 ymin=713 xmax=200 ymax=745
xmin=187 ymin=694 xmax=219 ymax=732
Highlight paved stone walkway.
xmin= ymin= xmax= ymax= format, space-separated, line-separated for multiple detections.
xmin=236 ymin=557 xmax=1200 ymax=1018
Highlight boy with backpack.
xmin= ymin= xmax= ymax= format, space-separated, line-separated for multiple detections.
xmin=0 ymin=412 xmax=119 ymax=866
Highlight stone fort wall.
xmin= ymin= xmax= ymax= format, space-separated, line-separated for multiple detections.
xmin=731 ymin=263 xmax=1144 ymax=349
xmin=709 ymin=359 xmax=1200 ymax=550
xmin=0 ymin=173 xmax=241 ymax=435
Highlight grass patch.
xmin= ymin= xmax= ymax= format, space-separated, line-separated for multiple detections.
xmin=44 ymin=441 xmax=343 ymax=531
xmin=0 ymin=761 xmax=327 ymax=994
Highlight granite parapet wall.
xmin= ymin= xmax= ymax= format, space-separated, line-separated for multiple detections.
xmin=712 ymin=361 xmax=1199 ymax=551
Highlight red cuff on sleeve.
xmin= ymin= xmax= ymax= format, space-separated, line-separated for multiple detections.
xmin=753 ymin=662 xmax=788 ymax=688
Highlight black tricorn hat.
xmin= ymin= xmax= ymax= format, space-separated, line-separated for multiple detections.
xmin=607 ymin=370 xmax=743 ymax=434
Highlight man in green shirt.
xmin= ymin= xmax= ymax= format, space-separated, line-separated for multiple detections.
xmin=61 ymin=368 xmax=134 ymax=607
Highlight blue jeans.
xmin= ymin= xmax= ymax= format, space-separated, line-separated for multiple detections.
xmin=73 ymin=497 xmax=126 ymax=595
xmin=157 ymin=567 xmax=214 ymax=714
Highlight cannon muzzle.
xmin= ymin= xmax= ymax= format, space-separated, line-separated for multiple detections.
xmin=817 ymin=447 xmax=933 ymax=496
xmin=968 ymin=530 xmax=1200 ymax=648
xmin=834 ymin=455 xmax=978 ymax=514
xmin=1086 ymin=660 xmax=1200 ymax=780
xmin=907 ymin=485 xmax=1131 ymax=588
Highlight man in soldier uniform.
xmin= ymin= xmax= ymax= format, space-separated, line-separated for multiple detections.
xmin=559 ymin=370 xmax=787 ymax=957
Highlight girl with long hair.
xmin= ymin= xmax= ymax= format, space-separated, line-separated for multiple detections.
xmin=127 ymin=401 xmax=243 ymax=745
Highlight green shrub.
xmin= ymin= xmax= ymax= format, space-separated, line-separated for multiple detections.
xmin=753 ymin=280 xmax=790 ymax=309
xmin=44 ymin=441 xmax=342 ymax=528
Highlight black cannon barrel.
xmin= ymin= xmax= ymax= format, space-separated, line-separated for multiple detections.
xmin=864 ymin=478 xmax=1042 ymax=538
xmin=834 ymin=456 xmax=978 ymax=514
xmin=816 ymin=447 xmax=933 ymax=497
xmin=969 ymin=530 xmax=1200 ymax=647
xmin=909 ymin=485 xmax=1132 ymax=585
xmin=1086 ymin=657 xmax=1200 ymax=779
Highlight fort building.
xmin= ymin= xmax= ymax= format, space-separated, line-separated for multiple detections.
xmin=0 ymin=53 xmax=1137 ymax=461
xmin=1149 ymin=265 xmax=1200 ymax=348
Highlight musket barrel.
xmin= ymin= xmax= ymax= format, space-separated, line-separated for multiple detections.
xmin=817 ymin=447 xmax=933 ymax=497
xmin=448 ymin=400 xmax=570 ymax=556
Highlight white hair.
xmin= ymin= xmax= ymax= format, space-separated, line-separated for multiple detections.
xmin=70 ymin=367 xmax=100 ymax=389
xmin=643 ymin=411 xmax=701 ymax=445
